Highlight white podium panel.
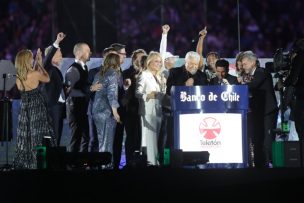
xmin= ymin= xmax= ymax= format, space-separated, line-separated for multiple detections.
xmin=179 ymin=113 xmax=243 ymax=163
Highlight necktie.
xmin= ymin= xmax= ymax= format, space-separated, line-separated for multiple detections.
xmin=84 ymin=65 xmax=88 ymax=72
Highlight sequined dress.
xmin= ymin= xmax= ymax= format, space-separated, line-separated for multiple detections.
xmin=13 ymin=87 xmax=55 ymax=169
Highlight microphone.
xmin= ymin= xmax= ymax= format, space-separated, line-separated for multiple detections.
xmin=2 ymin=73 xmax=16 ymax=79
xmin=218 ymin=78 xmax=223 ymax=85
xmin=191 ymin=35 xmax=200 ymax=43
xmin=64 ymin=80 xmax=71 ymax=88
xmin=160 ymin=73 xmax=166 ymax=92
xmin=191 ymin=27 xmax=207 ymax=43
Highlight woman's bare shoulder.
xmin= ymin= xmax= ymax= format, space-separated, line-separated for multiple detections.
xmin=27 ymin=70 xmax=39 ymax=77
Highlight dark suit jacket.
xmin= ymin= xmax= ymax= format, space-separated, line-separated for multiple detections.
xmin=87 ymin=66 xmax=100 ymax=116
xmin=122 ymin=65 xmax=136 ymax=81
xmin=247 ymin=68 xmax=278 ymax=115
xmin=123 ymin=66 xmax=140 ymax=115
xmin=88 ymin=67 xmax=100 ymax=100
xmin=41 ymin=45 xmax=64 ymax=107
xmin=166 ymin=66 xmax=208 ymax=95
xmin=210 ymin=74 xmax=239 ymax=85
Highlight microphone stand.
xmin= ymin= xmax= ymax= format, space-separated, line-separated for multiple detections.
xmin=1 ymin=73 xmax=14 ymax=170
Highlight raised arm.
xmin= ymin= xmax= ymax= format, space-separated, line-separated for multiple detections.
xmin=35 ymin=48 xmax=50 ymax=83
xmin=43 ymin=32 xmax=66 ymax=70
xmin=160 ymin=24 xmax=170 ymax=68
xmin=196 ymin=26 xmax=207 ymax=69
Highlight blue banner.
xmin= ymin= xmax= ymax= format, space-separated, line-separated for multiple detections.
xmin=171 ymin=85 xmax=248 ymax=112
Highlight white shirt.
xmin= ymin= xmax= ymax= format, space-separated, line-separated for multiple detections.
xmin=75 ymin=59 xmax=87 ymax=71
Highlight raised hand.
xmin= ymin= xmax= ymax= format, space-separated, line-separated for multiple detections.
xmin=199 ymin=26 xmax=207 ymax=38
xmin=123 ymin=78 xmax=131 ymax=89
xmin=55 ymin=32 xmax=66 ymax=44
xmin=162 ymin=24 xmax=170 ymax=34
xmin=146 ymin=91 xmax=157 ymax=101
xmin=185 ymin=78 xmax=194 ymax=86
xmin=34 ymin=48 xmax=43 ymax=70
xmin=222 ymin=78 xmax=230 ymax=85
xmin=112 ymin=108 xmax=121 ymax=123
xmin=90 ymin=81 xmax=103 ymax=92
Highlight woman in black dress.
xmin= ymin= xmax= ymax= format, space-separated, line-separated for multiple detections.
xmin=13 ymin=48 xmax=55 ymax=169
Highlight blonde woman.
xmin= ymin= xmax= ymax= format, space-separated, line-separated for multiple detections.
xmin=136 ymin=51 xmax=166 ymax=165
xmin=14 ymin=49 xmax=55 ymax=169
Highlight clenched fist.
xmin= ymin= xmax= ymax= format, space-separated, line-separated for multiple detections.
xmin=162 ymin=24 xmax=170 ymax=34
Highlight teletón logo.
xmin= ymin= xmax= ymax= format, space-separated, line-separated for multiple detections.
xmin=199 ymin=117 xmax=221 ymax=139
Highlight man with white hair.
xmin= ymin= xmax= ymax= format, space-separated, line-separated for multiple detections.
xmin=166 ymin=51 xmax=208 ymax=95
xmin=164 ymin=51 xmax=207 ymax=158
xmin=241 ymin=50 xmax=278 ymax=168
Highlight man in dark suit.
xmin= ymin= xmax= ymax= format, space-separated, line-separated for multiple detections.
xmin=122 ymin=49 xmax=146 ymax=166
xmin=210 ymin=59 xmax=239 ymax=85
xmin=241 ymin=51 xmax=278 ymax=168
xmin=110 ymin=43 xmax=131 ymax=169
xmin=165 ymin=51 xmax=208 ymax=157
xmin=166 ymin=51 xmax=208 ymax=95
xmin=87 ymin=47 xmax=115 ymax=152
xmin=41 ymin=32 xmax=66 ymax=146
xmin=65 ymin=43 xmax=91 ymax=152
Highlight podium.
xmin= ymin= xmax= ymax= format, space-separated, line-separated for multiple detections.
xmin=171 ymin=85 xmax=249 ymax=168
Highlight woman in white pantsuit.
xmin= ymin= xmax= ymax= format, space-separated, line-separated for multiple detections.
xmin=136 ymin=51 xmax=165 ymax=165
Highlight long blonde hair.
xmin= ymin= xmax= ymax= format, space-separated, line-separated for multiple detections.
xmin=146 ymin=51 xmax=162 ymax=76
xmin=15 ymin=49 xmax=34 ymax=81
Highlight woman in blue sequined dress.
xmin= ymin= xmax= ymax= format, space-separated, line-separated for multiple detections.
xmin=92 ymin=53 xmax=121 ymax=166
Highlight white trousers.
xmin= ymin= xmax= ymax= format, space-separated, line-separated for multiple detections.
xmin=141 ymin=115 xmax=162 ymax=165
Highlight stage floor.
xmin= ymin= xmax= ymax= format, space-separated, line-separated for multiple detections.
xmin=1 ymin=167 xmax=303 ymax=202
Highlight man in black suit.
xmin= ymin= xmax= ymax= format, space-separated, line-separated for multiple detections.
xmin=65 ymin=43 xmax=91 ymax=152
xmin=87 ymin=47 xmax=115 ymax=152
xmin=165 ymin=51 xmax=208 ymax=157
xmin=42 ymin=32 xmax=66 ymax=146
xmin=110 ymin=43 xmax=131 ymax=169
xmin=122 ymin=49 xmax=146 ymax=166
xmin=241 ymin=51 xmax=278 ymax=168
xmin=210 ymin=59 xmax=239 ymax=85
xmin=166 ymin=51 xmax=208 ymax=95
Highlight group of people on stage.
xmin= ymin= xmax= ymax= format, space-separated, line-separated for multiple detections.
xmin=13 ymin=24 xmax=280 ymax=169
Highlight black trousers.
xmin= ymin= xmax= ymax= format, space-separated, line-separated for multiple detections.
xmin=66 ymin=97 xmax=89 ymax=152
xmin=48 ymin=102 xmax=66 ymax=146
xmin=263 ymin=110 xmax=278 ymax=165
xmin=248 ymin=110 xmax=278 ymax=168
xmin=158 ymin=111 xmax=173 ymax=165
xmin=124 ymin=113 xmax=141 ymax=165
xmin=113 ymin=107 xmax=126 ymax=169
xmin=247 ymin=112 xmax=265 ymax=168
xmin=113 ymin=122 xmax=124 ymax=169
